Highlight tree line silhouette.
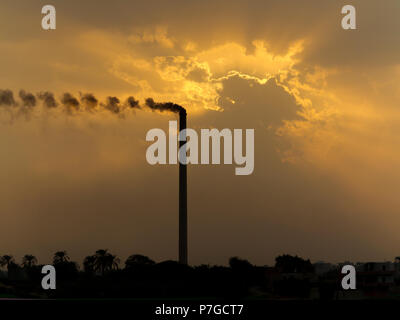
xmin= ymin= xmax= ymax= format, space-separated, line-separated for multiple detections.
xmin=1 ymin=250 xmax=123 ymax=276
xmin=0 ymin=251 xmax=339 ymax=299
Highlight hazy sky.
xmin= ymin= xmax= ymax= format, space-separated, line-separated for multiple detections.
xmin=0 ymin=0 xmax=400 ymax=266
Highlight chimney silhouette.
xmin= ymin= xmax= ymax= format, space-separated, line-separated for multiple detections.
xmin=179 ymin=109 xmax=188 ymax=265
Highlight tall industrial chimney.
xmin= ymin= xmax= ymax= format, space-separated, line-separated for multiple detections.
xmin=179 ymin=110 xmax=188 ymax=265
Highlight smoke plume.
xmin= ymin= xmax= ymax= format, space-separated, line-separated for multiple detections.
xmin=37 ymin=92 xmax=58 ymax=108
xmin=0 ymin=89 xmax=16 ymax=106
xmin=61 ymin=93 xmax=80 ymax=113
xmin=80 ymin=93 xmax=98 ymax=110
xmin=102 ymin=96 xmax=121 ymax=114
xmin=145 ymin=98 xmax=186 ymax=114
xmin=0 ymin=89 xmax=186 ymax=121
xmin=126 ymin=96 xmax=140 ymax=109
xmin=19 ymin=90 xmax=36 ymax=108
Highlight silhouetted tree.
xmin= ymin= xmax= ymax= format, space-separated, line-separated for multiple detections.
xmin=125 ymin=254 xmax=155 ymax=269
xmin=83 ymin=255 xmax=97 ymax=274
xmin=22 ymin=255 xmax=38 ymax=268
xmin=93 ymin=249 xmax=119 ymax=275
xmin=51 ymin=250 xmax=79 ymax=284
xmin=229 ymin=257 xmax=253 ymax=270
xmin=53 ymin=251 xmax=70 ymax=265
xmin=275 ymin=254 xmax=314 ymax=273
xmin=7 ymin=262 xmax=23 ymax=280
xmin=0 ymin=255 xmax=15 ymax=270
xmin=228 ymin=257 xmax=255 ymax=296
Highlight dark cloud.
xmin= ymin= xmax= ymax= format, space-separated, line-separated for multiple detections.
xmin=0 ymin=0 xmax=399 ymax=266
xmin=214 ymin=76 xmax=302 ymax=128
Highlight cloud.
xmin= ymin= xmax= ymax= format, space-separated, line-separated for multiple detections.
xmin=1 ymin=0 xmax=400 ymax=265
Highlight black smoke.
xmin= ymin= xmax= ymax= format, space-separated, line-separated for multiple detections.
xmin=37 ymin=92 xmax=58 ymax=108
xmin=102 ymin=96 xmax=121 ymax=114
xmin=0 ymin=89 xmax=16 ymax=106
xmin=80 ymin=93 xmax=98 ymax=110
xmin=61 ymin=93 xmax=80 ymax=113
xmin=126 ymin=96 xmax=140 ymax=109
xmin=145 ymin=98 xmax=186 ymax=114
xmin=0 ymin=89 xmax=186 ymax=119
xmin=19 ymin=90 xmax=36 ymax=108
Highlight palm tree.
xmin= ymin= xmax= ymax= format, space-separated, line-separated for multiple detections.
xmin=93 ymin=249 xmax=120 ymax=275
xmin=94 ymin=249 xmax=108 ymax=275
xmin=0 ymin=255 xmax=15 ymax=270
xmin=83 ymin=255 xmax=97 ymax=274
xmin=22 ymin=254 xmax=38 ymax=268
xmin=105 ymin=253 xmax=120 ymax=272
xmin=53 ymin=251 xmax=70 ymax=264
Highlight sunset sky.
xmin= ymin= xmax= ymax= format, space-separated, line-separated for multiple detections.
xmin=1 ymin=0 xmax=400 ymax=266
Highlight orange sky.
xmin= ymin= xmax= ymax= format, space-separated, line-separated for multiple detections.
xmin=0 ymin=0 xmax=400 ymax=266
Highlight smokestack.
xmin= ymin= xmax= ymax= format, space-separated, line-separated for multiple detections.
xmin=179 ymin=109 xmax=188 ymax=265
xmin=144 ymin=98 xmax=187 ymax=264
